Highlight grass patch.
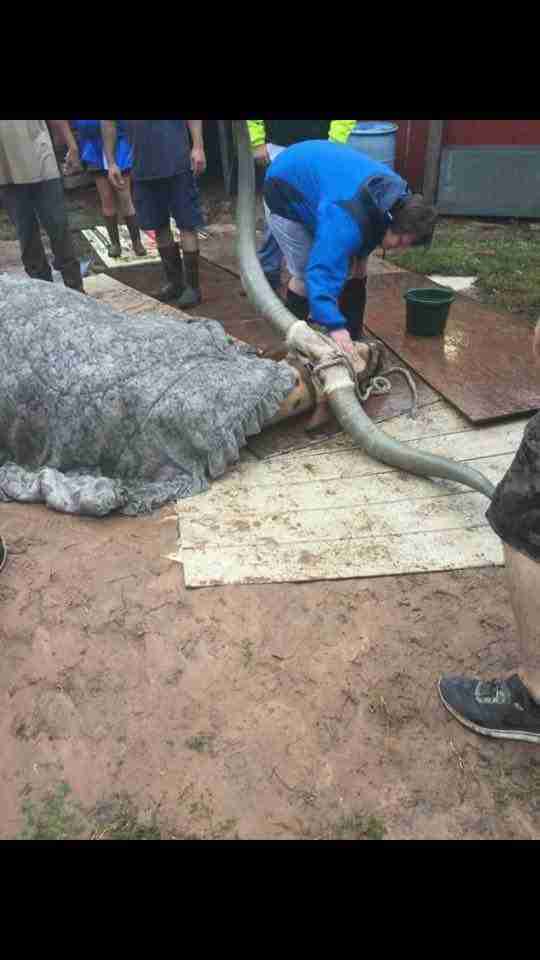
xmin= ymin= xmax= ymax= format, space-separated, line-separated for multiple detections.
xmin=330 ymin=812 xmax=386 ymax=841
xmin=490 ymin=757 xmax=540 ymax=813
xmin=241 ymin=638 xmax=254 ymax=667
xmin=91 ymin=797 xmax=162 ymax=840
xmin=389 ymin=217 xmax=540 ymax=321
xmin=185 ymin=733 xmax=216 ymax=754
xmin=16 ymin=784 xmax=163 ymax=840
xmin=18 ymin=782 xmax=87 ymax=840
xmin=300 ymin=809 xmax=386 ymax=841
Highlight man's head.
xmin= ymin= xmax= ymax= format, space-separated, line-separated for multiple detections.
xmin=382 ymin=194 xmax=437 ymax=251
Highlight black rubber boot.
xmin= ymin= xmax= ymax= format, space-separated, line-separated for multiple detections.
xmin=60 ymin=260 xmax=84 ymax=292
xmin=124 ymin=215 xmax=147 ymax=257
xmin=285 ymin=287 xmax=309 ymax=321
xmin=104 ymin=215 xmax=121 ymax=258
xmin=157 ymin=242 xmax=185 ymax=301
xmin=177 ymin=250 xmax=202 ymax=307
xmin=339 ymin=277 xmax=367 ymax=341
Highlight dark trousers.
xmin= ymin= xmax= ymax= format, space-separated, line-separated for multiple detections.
xmin=3 ymin=178 xmax=82 ymax=290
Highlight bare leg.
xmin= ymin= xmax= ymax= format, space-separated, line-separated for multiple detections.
xmin=114 ymin=172 xmax=136 ymax=218
xmin=504 ymin=543 xmax=540 ymax=703
xmin=95 ymin=175 xmax=121 ymax=256
xmin=116 ymin=173 xmax=146 ymax=255
xmin=181 ymin=228 xmax=198 ymax=254
xmin=95 ymin=175 xmax=117 ymax=218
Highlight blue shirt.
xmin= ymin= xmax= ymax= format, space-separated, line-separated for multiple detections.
xmin=125 ymin=120 xmax=191 ymax=181
xmin=264 ymin=140 xmax=410 ymax=330
xmin=74 ymin=120 xmax=132 ymax=172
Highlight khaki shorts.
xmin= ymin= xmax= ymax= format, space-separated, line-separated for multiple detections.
xmin=486 ymin=410 xmax=540 ymax=562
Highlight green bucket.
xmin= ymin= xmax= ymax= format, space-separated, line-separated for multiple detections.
xmin=404 ymin=287 xmax=455 ymax=337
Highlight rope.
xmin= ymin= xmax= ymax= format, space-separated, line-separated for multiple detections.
xmin=358 ymin=366 xmax=418 ymax=419
xmin=296 ymin=330 xmax=418 ymax=420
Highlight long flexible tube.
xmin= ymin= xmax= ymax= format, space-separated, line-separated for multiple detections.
xmin=234 ymin=120 xmax=494 ymax=499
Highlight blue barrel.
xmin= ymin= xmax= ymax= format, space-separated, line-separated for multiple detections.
xmin=347 ymin=121 xmax=398 ymax=169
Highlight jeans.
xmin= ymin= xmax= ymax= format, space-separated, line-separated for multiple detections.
xmin=258 ymin=224 xmax=283 ymax=284
xmin=3 ymin=178 xmax=82 ymax=290
xmin=257 ymin=141 xmax=286 ymax=288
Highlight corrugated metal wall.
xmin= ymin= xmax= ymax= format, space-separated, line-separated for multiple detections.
xmin=391 ymin=119 xmax=540 ymax=193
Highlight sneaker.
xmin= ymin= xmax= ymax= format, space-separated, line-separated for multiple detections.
xmin=438 ymin=674 xmax=540 ymax=744
xmin=177 ymin=286 xmax=202 ymax=308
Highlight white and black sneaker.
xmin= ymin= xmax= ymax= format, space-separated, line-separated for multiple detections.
xmin=438 ymin=674 xmax=540 ymax=744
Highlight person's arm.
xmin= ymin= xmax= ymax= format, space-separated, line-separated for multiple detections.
xmin=100 ymin=120 xmax=125 ymax=189
xmin=304 ymin=203 xmax=363 ymax=353
xmin=48 ymin=120 xmax=81 ymax=171
xmin=187 ymin=120 xmax=206 ymax=176
xmin=328 ymin=120 xmax=357 ymax=144
xmin=248 ymin=119 xmax=269 ymax=166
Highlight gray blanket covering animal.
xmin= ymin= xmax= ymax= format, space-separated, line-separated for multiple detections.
xmin=0 ymin=275 xmax=295 ymax=515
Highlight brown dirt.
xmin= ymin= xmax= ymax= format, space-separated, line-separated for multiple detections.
xmin=1 ymin=183 xmax=539 ymax=841
xmin=1 ymin=500 xmax=539 ymax=840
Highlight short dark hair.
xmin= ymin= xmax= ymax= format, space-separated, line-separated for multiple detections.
xmin=391 ymin=194 xmax=437 ymax=246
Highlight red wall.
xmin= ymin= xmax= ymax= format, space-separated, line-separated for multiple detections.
xmin=391 ymin=119 xmax=540 ymax=191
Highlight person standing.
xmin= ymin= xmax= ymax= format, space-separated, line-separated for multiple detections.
xmin=102 ymin=120 xmax=206 ymax=307
xmin=73 ymin=119 xmax=146 ymax=258
xmin=438 ymin=317 xmax=540 ymax=744
xmin=248 ymin=119 xmax=357 ymax=291
xmin=0 ymin=120 xmax=84 ymax=291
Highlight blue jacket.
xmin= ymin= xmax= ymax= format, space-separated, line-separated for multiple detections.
xmin=264 ymin=140 xmax=410 ymax=330
xmin=74 ymin=120 xmax=132 ymax=172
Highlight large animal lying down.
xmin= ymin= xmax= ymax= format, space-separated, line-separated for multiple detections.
xmin=0 ymin=275 xmax=296 ymax=516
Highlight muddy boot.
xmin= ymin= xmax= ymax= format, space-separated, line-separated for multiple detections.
xmin=60 ymin=260 xmax=84 ymax=293
xmin=124 ymin=215 xmax=147 ymax=257
xmin=157 ymin=242 xmax=185 ymax=302
xmin=285 ymin=287 xmax=310 ymax=321
xmin=339 ymin=277 xmax=367 ymax=341
xmin=104 ymin=215 xmax=121 ymax=258
xmin=177 ymin=250 xmax=202 ymax=308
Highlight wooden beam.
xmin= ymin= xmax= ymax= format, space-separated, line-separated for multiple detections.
xmin=217 ymin=120 xmax=234 ymax=196
xmin=423 ymin=120 xmax=445 ymax=204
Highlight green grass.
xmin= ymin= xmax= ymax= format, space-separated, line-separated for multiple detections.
xmin=185 ymin=733 xmax=216 ymax=753
xmin=328 ymin=812 xmax=386 ymax=841
xmin=390 ymin=218 xmax=540 ymax=321
xmin=18 ymin=782 xmax=87 ymax=840
xmin=16 ymin=784 xmax=163 ymax=840
xmin=300 ymin=809 xmax=386 ymax=841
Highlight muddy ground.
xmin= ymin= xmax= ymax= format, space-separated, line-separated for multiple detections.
xmin=1 ymin=181 xmax=539 ymax=840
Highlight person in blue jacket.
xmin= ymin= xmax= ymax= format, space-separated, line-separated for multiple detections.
xmin=263 ymin=139 xmax=437 ymax=355
xmin=73 ymin=120 xmax=146 ymax=258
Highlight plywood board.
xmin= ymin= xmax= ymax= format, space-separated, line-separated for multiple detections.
xmin=365 ymin=271 xmax=540 ymax=423
xmin=175 ymin=527 xmax=504 ymax=587
xmin=174 ymin=396 xmax=528 ymax=587
xmin=84 ymin=273 xmax=189 ymax=320
xmin=82 ymin=223 xmax=208 ymax=269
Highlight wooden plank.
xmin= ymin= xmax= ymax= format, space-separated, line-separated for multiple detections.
xmin=217 ymin=121 xmax=234 ymax=196
xmin=84 ymin=273 xmax=189 ymax=321
xmin=423 ymin=120 xmax=445 ymax=204
xmin=177 ymin=453 xmax=513 ymax=519
xmin=365 ymin=270 xmax=540 ymax=423
xmin=180 ymin=490 xmax=490 ymax=549
xmin=177 ymin=526 xmax=504 ymax=587
xmin=227 ymin=418 xmax=524 ymax=488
